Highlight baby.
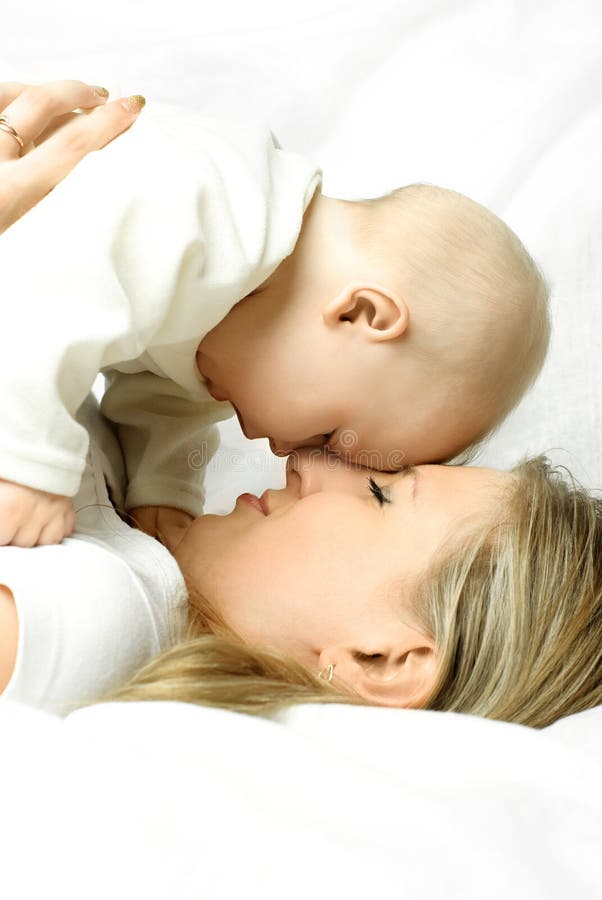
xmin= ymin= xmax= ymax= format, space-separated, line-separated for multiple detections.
xmin=197 ymin=182 xmax=550 ymax=465
xmin=0 ymin=101 xmax=549 ymax=546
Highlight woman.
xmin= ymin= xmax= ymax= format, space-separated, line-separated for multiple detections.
xmin=1 ymin=82 xmax=601 ymax=730
xmin=115 ymin=443 xmax=602 ymax=730
xmin=2 ymin=383 xmax=601 ymax=728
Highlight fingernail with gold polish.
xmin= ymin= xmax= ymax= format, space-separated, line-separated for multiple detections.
xmin=120 ymin=95 xmax=146 ymax=113
xmin=92 ymin=86 xmax=110 ymax=99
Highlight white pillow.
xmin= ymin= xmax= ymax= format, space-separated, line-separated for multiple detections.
xmin=543 ymin=704 xmax=602 ymax=759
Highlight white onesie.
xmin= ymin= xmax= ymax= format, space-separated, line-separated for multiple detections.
xmin=0 ymin=102 xmax=322 ymax=515
xmin=1 ymin=395 xmax=189 ymax=716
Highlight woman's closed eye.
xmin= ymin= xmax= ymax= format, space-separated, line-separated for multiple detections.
xmin=368 ymin=476 xmax=391 ymax=506
xmin=368 ymin=466 xmax=416 ymax=506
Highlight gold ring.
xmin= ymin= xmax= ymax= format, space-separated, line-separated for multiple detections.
xmin=0 ymin=114 xmax=25 ymax=149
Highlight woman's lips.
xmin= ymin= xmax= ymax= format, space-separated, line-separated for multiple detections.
xmin=237 ymin=493 xmax=267 ymax=515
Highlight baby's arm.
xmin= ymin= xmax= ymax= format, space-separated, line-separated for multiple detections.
xmin=1 ymin=100 xmax=212 ymax=543
xmin=0 ymin=80 xmax=145 ymax=546
xmin=101 ymin=369 xmax=231 ymax=521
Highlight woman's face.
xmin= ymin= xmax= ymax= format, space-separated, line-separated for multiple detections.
xmin=172 ymin=451 xmax=512 ymax=701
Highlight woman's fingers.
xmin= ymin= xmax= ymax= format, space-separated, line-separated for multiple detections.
xmin=0 ymin=93 xmax=145 ymax=235
xmin=0 ymin=82 xmax=26 ymax=110
xmin=18 ymin=96 xmax=145 ymax=186
xmin=34 ymin=110 xmax=83 ymax=148
xmin=0 ymin=79 xmax=109 ymax=159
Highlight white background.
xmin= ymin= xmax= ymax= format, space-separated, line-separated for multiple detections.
xmin=5 ymin=0 xmax=602 ymax=510
xmin=2 ymin=6 xmax=602 ymax=897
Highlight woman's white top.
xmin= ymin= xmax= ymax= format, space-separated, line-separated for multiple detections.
xmin=1 ymin=396 xmax=189 ymax=716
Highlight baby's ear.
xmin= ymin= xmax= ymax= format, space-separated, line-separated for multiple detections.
xmin=322 ymin=282 xmax=409 ymax=342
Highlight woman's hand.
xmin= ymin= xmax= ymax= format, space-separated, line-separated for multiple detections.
xmin=0 ymin=79 xmax=145 ymax=234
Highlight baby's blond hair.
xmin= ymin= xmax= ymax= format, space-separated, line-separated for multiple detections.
xmin=349 ymin=184 xmax=550 ymax=452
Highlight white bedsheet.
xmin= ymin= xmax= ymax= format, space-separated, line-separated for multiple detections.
xmin=0 ymin=697 xmax=600 ymax=900
xmin=3 ymin=3 xmax=602 ymax=895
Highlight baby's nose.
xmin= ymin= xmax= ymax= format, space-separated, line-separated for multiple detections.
xmin=269 ymin=438 xmax=290 ymax=456
xmin=270 ymin=438 xmax=309 ymax=456
xmin=270 ymin=436 xmax=326 ymax=456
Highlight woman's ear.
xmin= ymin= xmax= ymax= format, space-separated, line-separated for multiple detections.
xmin=322 ymin=281 xmax=409 ymax=342
xmin=320 ymin=634 xmax=439 ymax=709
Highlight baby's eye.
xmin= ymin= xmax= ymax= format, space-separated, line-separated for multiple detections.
xmin=368 ymin=476 xmax=391 ymax=506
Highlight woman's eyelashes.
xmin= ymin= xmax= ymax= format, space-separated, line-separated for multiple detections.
xmin=367 ymin=466 xmax=416 ymax=505
xmin=368 ymin=476 xmax=391 ymax=506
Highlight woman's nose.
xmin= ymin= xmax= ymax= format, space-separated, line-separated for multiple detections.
xmin=285 ymin=448 xmax=357 ymax=497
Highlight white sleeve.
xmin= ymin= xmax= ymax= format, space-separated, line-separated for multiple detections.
xmin=101 ymin=369 xmax=231 ymax=515
xmin=0 ymin=107 xmax=210 ymax=498
xmin=0 ymin=101 xmax=321 ymax=503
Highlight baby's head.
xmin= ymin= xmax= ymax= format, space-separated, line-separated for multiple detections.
xmin=332 ymin=182 xmax=551 ymax=466
xmin=197 ymin=183 xmax=550 ymax=468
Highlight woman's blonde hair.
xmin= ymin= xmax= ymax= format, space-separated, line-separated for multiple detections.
xmin=107 ymin=457 xmax=602 ymax=729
